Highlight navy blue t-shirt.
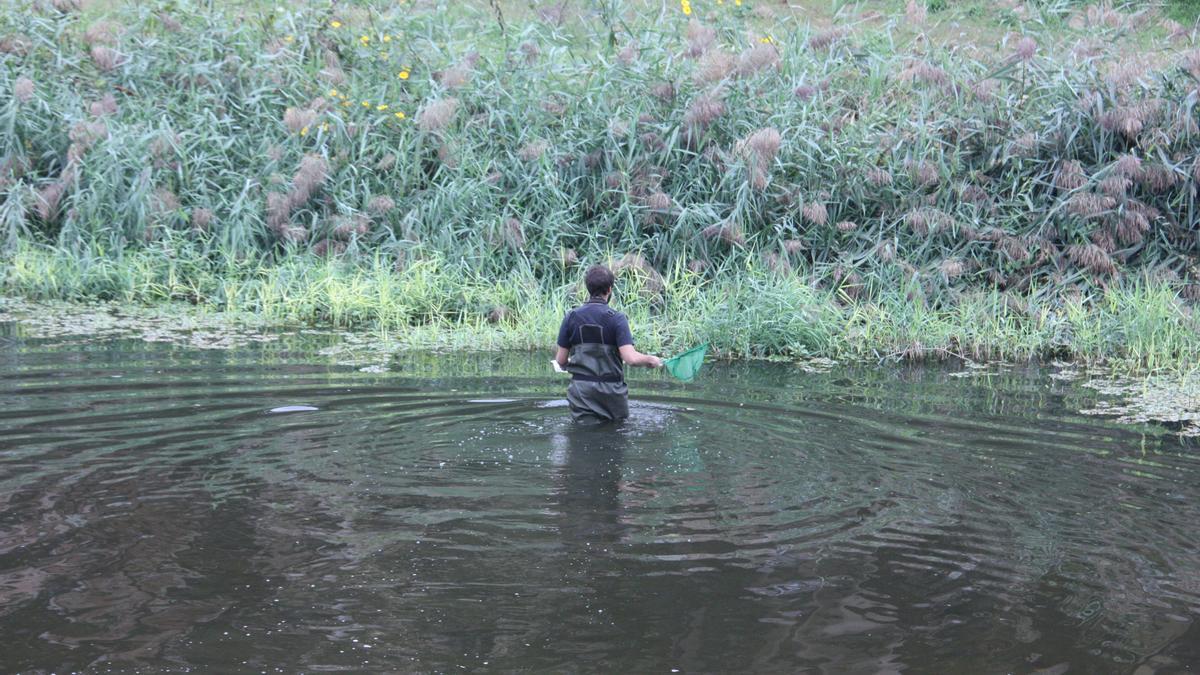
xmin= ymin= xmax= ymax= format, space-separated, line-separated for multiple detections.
xmin=556 ymin=299 xmax=633 ymax=349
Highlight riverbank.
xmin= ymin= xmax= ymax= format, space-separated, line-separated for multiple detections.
xmin=4 ymin=243 xmax=1199 ymax=374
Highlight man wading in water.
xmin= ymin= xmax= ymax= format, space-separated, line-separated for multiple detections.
xmin=555 ymin=265 xmax=662 ymax=422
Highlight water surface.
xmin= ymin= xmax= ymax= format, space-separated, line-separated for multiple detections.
xmin=2 ymin=326 xmax=1198 ymax=672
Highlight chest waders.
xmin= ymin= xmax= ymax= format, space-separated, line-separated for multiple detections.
xmin=565 ymin=316 xmax=628 ymax=423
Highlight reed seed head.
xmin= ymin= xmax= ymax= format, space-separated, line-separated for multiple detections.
xmin=763 ymin=251 xmax=792 ymax=274
xmin=867 ymin=168 xmax=893 ymax=186
xmin=970 ymin=79 xmax=998 ymax=101
xmin=1054 ymin=160 xmax=1087 ymax=192
xmin=1014 ymin=36 xmax=1037 ymax=61
xmin=83 ymin=21 xmax=117 ymax=46
xmin=736 ymin=44 xmax=780 ymax=77
xmin=417 ymin=97 xmax=459 ymax=133
xmin=803 ymin=201 xmax=828 ymax=226
xmin=899 ymin=60 xmax=949 ymax=87
xmin=0 ymin=34 xmax=31 ymax=55
xmin=613 ymin=252 xmax=665 ymax=295
xmin=1068 ymin=242 xmax=1117 ymax=276
xmin=999 ymin=236 xmax=1030 ymax=262
xmin=646 ymin=191 xmax=672 ymax=211
xmin=319 ymin=67 xmax=348 ymax=86
xmin=1139 ymin=164 xmax=1179 ymax=193
xmin=1067 ymin=191 xmax=1116 ymax=218
xmin=283 ymin=107 xmax=316 ymax=133
xmin=1099 ymin=176 xmax=1131 ymax=198
xmin=1116 ymin=208 xmax=1149 ymax=245
xmin=368 ymin=195 xmax=395 ymax=215
xmin=437 ymin=142 xmax=458 ymax=168
xmin=685 ymin=20 xmax=716 ymax=57
xmin=905 ymin=0 xmax=927 ymax=25
xmin=617 ymin=43 xmax=637 ymax=65
xmin=504 ymin=218 xmax=525 ymax=250
xmin=35 ymin=181 xmax=67 ymax=222
xmin=438 ymin=64 xmax=471 ymax=90
xmin=808 ymin=28 xmax=846 ymax=51
xmin=650 ymin=82 xmax=675 ymax=102
xmin=836 ymin=220 xmax=858 ymax=233
xmin=874 ymin=239 xmax=896 ymax=263
xmin=157 ymin=11 xmax=182 ymax=32
xmin=520 ymin=41 xmax=541 ymax=64
xmin=940 ymin=258 xmax=964 ymax=279
xmin=701 ymin=222 xmax=745 ymax=246
xmin=13 ymin=77 xmax=33 ymax=103
xmin=694 ymin=49 xmax=734 ymax=84
xmin=683 ymin=90 xmax=726 ymax=133
xmin=153 ymin=187 xmax=180 ymax=213
xmin=910 ymin=160 xmax=939 ymax=187
xmin=90 ymin=46 xmax=125 ymax=72
xmin=1114 ymin=153 xmax=1143 ymax=180
xmin=191 ymin=208 xmax=213 ymax=230
xmin=89 ymin=93 xmax=118 ymax=117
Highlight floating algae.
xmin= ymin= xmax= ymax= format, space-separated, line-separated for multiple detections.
xmin=1080 ymin=375 xmax=1200 ymax=437
xmin=0 ymin=297 xmax=283 ymax=350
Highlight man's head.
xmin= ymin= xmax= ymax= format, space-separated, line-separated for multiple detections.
xmin=584 ymin=264 xmax=615 ymax=299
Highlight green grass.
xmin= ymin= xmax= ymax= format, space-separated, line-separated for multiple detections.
xmin=1167 ymin=0 xmax=1200 ymax=23
xmin=4 ymin=241 xmax=1199 ymax=373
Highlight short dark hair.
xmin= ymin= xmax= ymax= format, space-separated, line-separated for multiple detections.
xmin=584 ymin=265 xmax=615 ymax=297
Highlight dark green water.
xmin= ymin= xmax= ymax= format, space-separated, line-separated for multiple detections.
xmin=2 ymin=326 xmax=1199 ymax=673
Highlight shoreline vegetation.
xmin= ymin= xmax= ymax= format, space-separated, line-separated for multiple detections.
xmin=1 ymin=0 xmax=1199 ymax=374
xmin=4 ymin=243 xmax=1199 ymax=375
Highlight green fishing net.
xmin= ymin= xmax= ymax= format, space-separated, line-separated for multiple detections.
xmin=663 ymin=343 xmax=708 ymax=382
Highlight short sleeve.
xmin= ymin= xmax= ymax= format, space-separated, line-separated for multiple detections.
xmin=613 ymin=313 xmax=633 ymax=347
xmin=556 ymin=312 xmax=573 ymax=349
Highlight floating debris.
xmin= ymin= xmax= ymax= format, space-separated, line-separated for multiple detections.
xmin=268 ymin=405 xmax=319 ymax=413
xmin=798 ymin=357 xmax=838 ymax=373
xmin=1080 ymin=375 xmax=1200 ymax=437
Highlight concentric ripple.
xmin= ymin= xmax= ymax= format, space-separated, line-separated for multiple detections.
xmin=2 ymin=331 xmax=1199 ymax=672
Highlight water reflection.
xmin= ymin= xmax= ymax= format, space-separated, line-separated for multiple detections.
xmin=2 ymin=332 xmax=1200 ymax=672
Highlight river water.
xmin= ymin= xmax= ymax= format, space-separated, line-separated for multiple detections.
xmin=2 ymin=325 xmax=1198 ymax=673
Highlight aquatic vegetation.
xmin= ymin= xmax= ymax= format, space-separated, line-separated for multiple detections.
xmin=4 ymin=244 xmax=1199 ymax=378
xmin=1081 ymin=375 xmax=1200 ymax=437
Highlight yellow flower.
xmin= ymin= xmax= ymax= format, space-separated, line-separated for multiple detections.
xmin=341 ymin=100 xmax=351 ymax=107
xmin=320 ymin=122 xmax=329 ymax=132
xmin=300 ymin=126 xmax=309 ymax=136
xmin=734 ymin=0 xmax=741 ymax=5
xmin=759 ymin=36 xmax=774 ymax=44
xmin=383 ymin=35 xmax=391 ymax=43
xmin=328 ymin=88 xmax=339 ymax=97
xmin=681 ymin=0 xmax=691 ymax=15
xmin=330 ymin=20 xmax=342 ymax=28
xmin=394 ymin=111 xmax=406 ymax=120
xmin=398 ymin=70 xmax=410 ymax=80
xmin=284 ymin=35 xmax=294 ymax=43
xmin=362 ymin=101 xmax=370 ymax=107
xmin=360 ymin=35 xmax=369 ymax=42
xmin=376 ymin=104 xmax=389 ymax=111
